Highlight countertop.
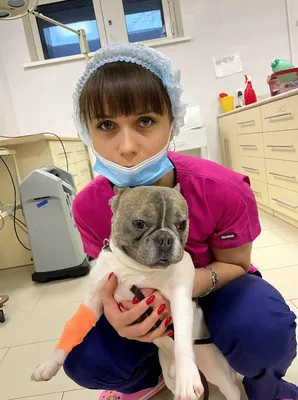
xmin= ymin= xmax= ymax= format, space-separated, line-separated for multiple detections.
xmin=218 ymin=88 xmax=298 ymax=119
xmin=0 ymin=133 xmax=81 ymax=146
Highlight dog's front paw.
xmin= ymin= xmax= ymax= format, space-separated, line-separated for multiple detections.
xmin=175 ymin=361 xmax=204 ymax=400
xmin=31 ymin=359 xmax=62 ymax=382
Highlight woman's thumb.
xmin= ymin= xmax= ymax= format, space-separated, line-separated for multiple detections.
xmin=101 ymin=272 xmax=118 ymax=301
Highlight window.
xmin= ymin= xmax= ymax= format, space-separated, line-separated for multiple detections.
xmin=122 ymin=0 xmax=166 ymax=43
xmin=36 ymin=0 xmax=101 ymax=59
xmin=26 ymin=0 xmax=184 ymax=61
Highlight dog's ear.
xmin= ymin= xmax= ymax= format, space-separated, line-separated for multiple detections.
xmin=109 ymin=187 xmax=130 ymax=212
xmin=174 ymin=183 xmax=181 ymax=193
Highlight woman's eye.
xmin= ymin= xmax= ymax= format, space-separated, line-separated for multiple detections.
xmin=97 ymin=121 xmax=114 ymax=131
xmin=133 ymin=220 xmax=147 ymax=230
xmin=139 ymin=117 xmax=154 ymax=128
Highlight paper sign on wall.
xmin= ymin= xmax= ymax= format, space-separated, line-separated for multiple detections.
xmin=212 ymin=52 xmax=243 ymax=78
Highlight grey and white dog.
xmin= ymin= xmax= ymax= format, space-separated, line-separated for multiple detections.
xmin=32 ymin=185 xmax=241 ymax=400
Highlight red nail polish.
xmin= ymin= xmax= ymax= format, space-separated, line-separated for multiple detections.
xmin=132 ymin=296 xmax=139 ymax=304
xmin=168 ymin=331 xmax=174 ymax=337
xmin=118 ymin=302 xmax=124 ymax=310
xmin=146 ymin=295 xmax=155 ymax=305
xmin=108 ymin=272 xmax=114 ymax=281
xmin=157 ymin=304 xmax=166 ymax=315
xmin=165 ymin=316 xmax=172 ymax=328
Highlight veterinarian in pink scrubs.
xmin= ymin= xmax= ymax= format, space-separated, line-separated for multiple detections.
xmin=64 ymin=43 xmax=298 ymax=400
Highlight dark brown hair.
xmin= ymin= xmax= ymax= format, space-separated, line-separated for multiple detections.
xmin=79 ymin=61 xmax=173 ymax=123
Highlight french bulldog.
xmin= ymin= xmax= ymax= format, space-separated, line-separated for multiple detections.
xmin=31 ymin=185 xmax=240 ymax=400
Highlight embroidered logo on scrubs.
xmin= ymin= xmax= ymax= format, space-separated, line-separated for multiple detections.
xmin=220 ymin=233 xmax=236 ymax=240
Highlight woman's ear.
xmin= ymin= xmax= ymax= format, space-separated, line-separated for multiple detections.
xmin=109 ymin=187 xmax=130 ymax=212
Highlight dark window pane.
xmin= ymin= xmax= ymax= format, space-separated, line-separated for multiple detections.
xmin=36 ymin=0 xmax=100 ymax=59
xmin=122 ymin=0 xmax=166 ymax=43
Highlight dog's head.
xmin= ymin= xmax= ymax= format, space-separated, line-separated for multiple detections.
xmin=109 ymin=185 xmax=189 ymax=268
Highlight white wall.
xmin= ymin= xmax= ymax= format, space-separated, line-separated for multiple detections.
xmin=0 ymin=0 xmax=294 ymax=162
xmin=0 ymin=53 xmax=20 ymax=136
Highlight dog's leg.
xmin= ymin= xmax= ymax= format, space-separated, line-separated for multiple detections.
xmin=194 ymin=344 xmax=241 ymax=400
xmin=154 ymin=337 xmax=176 ymax=394
xmin=171 ymin=286 xmax=204 ymax=400
xmin=193 ymin=303 xmax=241 ymax=400
xmin=31 ymin=280 xmax=105 ymax=382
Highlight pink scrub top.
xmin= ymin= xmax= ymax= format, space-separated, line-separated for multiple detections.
xmin=73 ymin=152 xmax=261 ymax=272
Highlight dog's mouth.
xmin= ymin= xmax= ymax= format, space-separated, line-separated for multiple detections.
xmin=154 ymin=257 xmax=171 ymax=267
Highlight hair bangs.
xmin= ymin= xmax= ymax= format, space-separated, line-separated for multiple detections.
xmin=79 ymin=62 xmax=172 ymax=123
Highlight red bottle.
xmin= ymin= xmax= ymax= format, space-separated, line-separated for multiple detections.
xmin=244 ymin=75 xmax=257 ymax=105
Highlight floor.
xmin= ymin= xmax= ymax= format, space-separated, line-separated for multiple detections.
xmin=0 ymin=209 xmax=298 ymax=400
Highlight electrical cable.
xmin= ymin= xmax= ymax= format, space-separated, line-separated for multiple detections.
xmin=0 ymin=155 xmax=31 ymax=251
xmin=9 ymin=213 xmax=27 ymax=228
xmin=0 ymin=133 xmax=69 ymax=171
xmin=9 ymin=215 xmax=28 ymax=234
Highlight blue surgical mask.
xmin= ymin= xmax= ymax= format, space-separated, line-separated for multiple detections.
xmin=93 ymin=137 xmax=174 ymax=188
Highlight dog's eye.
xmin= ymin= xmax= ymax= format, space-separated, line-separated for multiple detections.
xmin=133 ymin=220 xmax=147 ymax=230
xmin=177 ymin=220 xmax=187 ymax=231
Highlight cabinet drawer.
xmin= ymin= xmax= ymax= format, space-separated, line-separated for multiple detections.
xmin=77 ymin=180 xmax=90 ymax=192
xmin=235 ymin=108 xmax=262 ymax=134
xmin=76 ymin=160 xmax=91 ymax=184
xmin=268 ymin=184 xmax=298 ymax=221
xmin=263 ymin=130 xmax=298 ymax=162
xmin=261 ymin=96 xmax=298 ymax=132
xmin=50 ymin=141 xmax=75 ymax=167
xmin=250 ymin=179 xmax=269 ymax=207
xmin=73 ymin=142 xmax=88 ymax=162
xmin=238 ymin=133 xmax=264 ymax=158
xmin=265 ymin=159 xmax=298 ymax=193
xmin=67 ymin=164 xmax=79 ymax=185
xmin=237 ymin=156 xmax=267 ymax=183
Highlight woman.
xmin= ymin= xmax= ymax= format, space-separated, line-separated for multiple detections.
xmin=65 ymin=43 xmax=298 ymax=400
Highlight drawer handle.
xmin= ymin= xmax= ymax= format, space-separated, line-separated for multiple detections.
xmin=76 ymin=149 xmax=85 ymax=152
xmin=241 ymin=166 xmax=259 ymax=172
xmin=72 ymin=173 xmax=78 ymax=177
xmin=252 ymin=190 xmax=261 ymax=196
xmin=237 ymin=120 xmax=254 ymax=125
xmin=272 ymin=197 xmax=298 ymax=210
xmin=264 ymin=112 xmax=292 ymax=120
xmin=224 ymin=138 xmax=231 ymax=168
xmin=269 ymin=172 xmax=296 ymax=180
xmin=266 ymin=145 xmax=295 ymax=149
xmin=59 ymin=151 xmax=73 ymax=155
xmin=239 ymin=144 xmax=257 ymax=148
xmin=80 ymin=168 xmax=89 ymax=173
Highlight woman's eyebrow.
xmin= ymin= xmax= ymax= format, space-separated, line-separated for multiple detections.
xmin=94 ymin=111 xmax=156 ymax=120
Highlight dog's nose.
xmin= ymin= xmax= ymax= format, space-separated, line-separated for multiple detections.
xmin=154 ymin=231 xmax=173 ymax=251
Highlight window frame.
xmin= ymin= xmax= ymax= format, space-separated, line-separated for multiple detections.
xmin=24 ymin=0 xmax=184 ymax=62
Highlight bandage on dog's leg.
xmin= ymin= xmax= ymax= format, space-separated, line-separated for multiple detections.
xmin=56 ymin=303 xmax=97 ymax=354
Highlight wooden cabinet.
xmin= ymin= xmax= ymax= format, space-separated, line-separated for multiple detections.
xmin=0 ymin=134 xmax=93 ymax=269
xmin=218 ymin=114 xmax=239 ymax=171
xmin=218 ymin=89 xmax=298 ymax=228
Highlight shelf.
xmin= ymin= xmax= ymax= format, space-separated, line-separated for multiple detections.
xmin=0 ymin=149 xmax=16 ymax=157
xmin=0 ymin=203 xmax=21 ymax=219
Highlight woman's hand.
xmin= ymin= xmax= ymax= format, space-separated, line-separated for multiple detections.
xmin=100 ymin=273 xmax=173 ymax=342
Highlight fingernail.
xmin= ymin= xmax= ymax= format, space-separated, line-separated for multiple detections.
xmin=157 ymin=304 xmax=166 ymax=315
xmin=108 ymin=272 xmax=114 ymax=281
xmin=118 ymin=302 xmax=124 ymax=310
xmin=132 ymin=296 xmax=139 ymax=304
xmin=146 ymin=295 xmax=155 ymax=305
xmin=165 ymin=316 xmax=172 ymax=328
xmin=168 ymin=331 xmax=174 ymax=337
